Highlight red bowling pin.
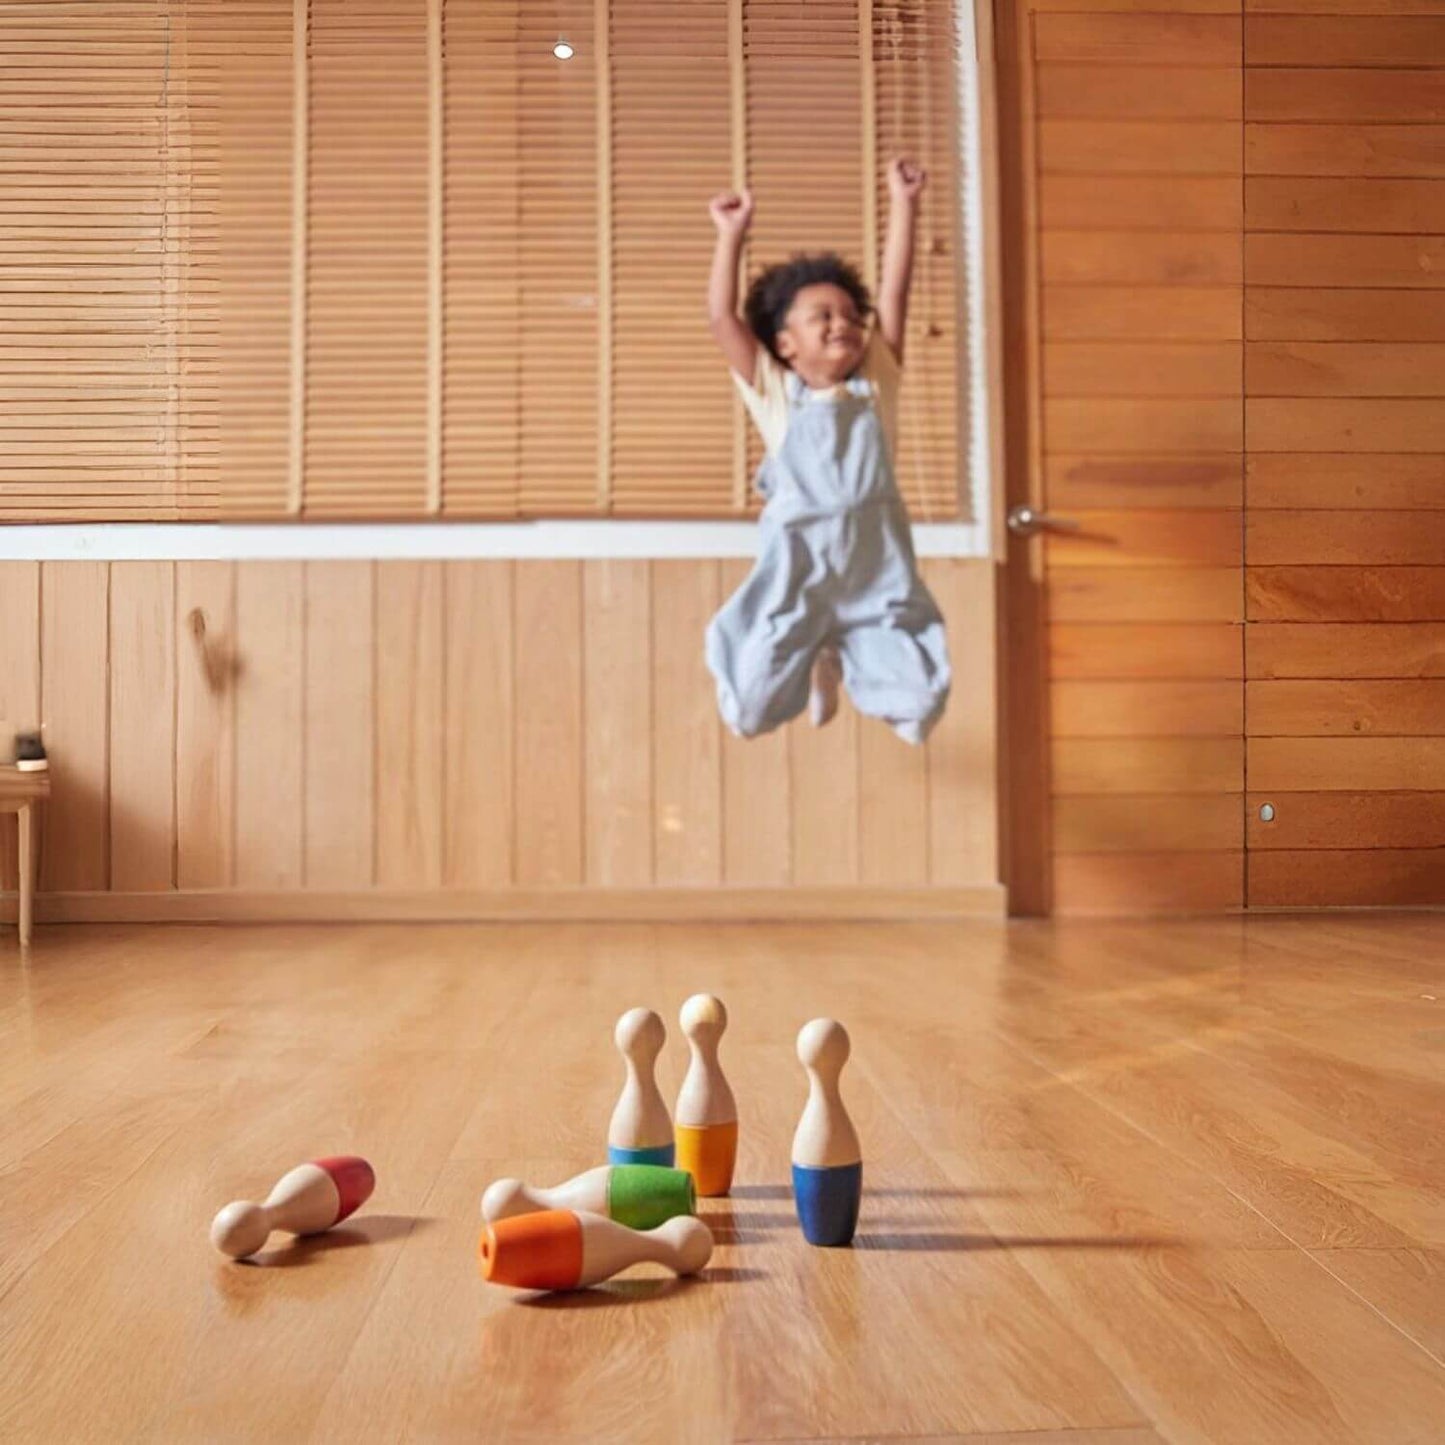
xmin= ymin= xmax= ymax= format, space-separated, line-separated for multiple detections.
xmin=210 ymin=1156 xmax=376 ymax=1259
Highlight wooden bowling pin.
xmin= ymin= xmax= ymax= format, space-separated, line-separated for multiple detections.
xmin=479 ymin=1209 xmax=713 ymax=1291
xmin=607 ymin=1007 xmax=675 ymax=1167
xmin=210 ymin=1156 xmax=376 ymax=1259
xmin=675 ymin=993 xmax=738 ymax=1196
xmin=792 ymin=1019 xmax=861 ymax=1246
xmin=481 ymin=1163 xmax=695 ymax=1230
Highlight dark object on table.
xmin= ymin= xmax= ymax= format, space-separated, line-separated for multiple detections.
xmin=14 ymin=730 xmax=47 ymax=773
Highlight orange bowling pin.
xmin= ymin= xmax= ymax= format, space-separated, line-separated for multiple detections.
xmin=479 ymin=1209 xmax=713 ymax=1291
xmin=674 ymin=993 xmax=737 ymax=1196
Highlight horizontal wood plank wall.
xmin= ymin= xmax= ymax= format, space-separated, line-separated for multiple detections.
xmin=1243 ymin=5 xmax=1445 ymax=907
xmin=0 ymin=559 xmax=998 ymax=917
xmin=1032 ymin=0 xmax=1246 ymax=914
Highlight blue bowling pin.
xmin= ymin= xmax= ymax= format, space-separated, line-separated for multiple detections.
xmin=791 ymin=1018 xmax=862 ymax=1246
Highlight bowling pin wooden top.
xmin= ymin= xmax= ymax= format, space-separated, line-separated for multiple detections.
xmin=792 ymin=1019 xmax=860 ymax=1169
xmin=676 ymin=992 xmax=736 ymax=1127
xmin=608 ymin=1007 xmax=673 ymax=1152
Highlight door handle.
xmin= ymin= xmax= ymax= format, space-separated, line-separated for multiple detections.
xmin=1006 ymin=505 xmax=1081 ymax=538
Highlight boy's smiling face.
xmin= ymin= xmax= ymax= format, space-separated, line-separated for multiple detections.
xmin=775 ymin=282 xmax=868 ymax=386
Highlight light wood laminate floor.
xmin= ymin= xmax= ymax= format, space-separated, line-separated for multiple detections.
xmin=1 ymin=917 xmax=1442 ymax=1443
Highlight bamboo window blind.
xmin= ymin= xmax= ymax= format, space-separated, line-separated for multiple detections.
xmin=0 ymin=0 xmax=971 ymax=523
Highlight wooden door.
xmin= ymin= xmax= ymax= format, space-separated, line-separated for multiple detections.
xmin=995 ymin=0 xmax=1247 ymax=916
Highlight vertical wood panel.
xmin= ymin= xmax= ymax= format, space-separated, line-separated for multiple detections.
xmin=720 ymin=560 xmax=791 ymax=885
xmin=860 ymin=707 xmax=930 ymax=887
xmin=790 ymin=676 xmax=860 ymax=888
xmin=583 ymin=561 xmax=652 ymax=886
xmin=176 ymin=562 xmax=235 ymax=889
xmin=375 ymin=562 xmax=444 ymax=888
xmin=108 ymin=564 xmax=176 ymax=892
xmin=304 ymin=562 xmax=374 ymax=889
xmin=0 ymin=564 xmax=41 ymax=890
xmin=234 ymin=563 xmax=304 ymax=888
xmin=926 ymin=559 xmax=999 ymax=886
xmin=444 ymin=561 xmax=515 ymax=888
xmin=514 ymin=561 xmax=584 ymax=885
xmin=40 ymin=563 xmax=109 ymax=892
xmin=651 ymin=560 xmax=722 ymax=886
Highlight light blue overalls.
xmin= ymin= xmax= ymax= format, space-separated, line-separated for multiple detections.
xmin=705 ymin=363 xmax=951 ymax=745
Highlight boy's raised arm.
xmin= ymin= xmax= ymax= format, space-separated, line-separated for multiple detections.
xmin=878 ymin=157 xmax=926 ymax=366
xmin=706 ymin=189 xmax=760 ymax=381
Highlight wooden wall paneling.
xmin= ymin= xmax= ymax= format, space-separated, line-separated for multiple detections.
xmin=859 ymin=699 xmax=929 ymax=886
xmin=303 ymin=561 xmax=374 ymax=889
xmin=443 ymin=561 xmax=514 ymax=888
xmin=1248 ymin=623 xmax=1445 ymax=680
xmin=1249 ymin=738 xmax=1445 ymax=794
xmin=1250 ymin=850 xmax=1444 ymax=910
xmin=234 ymin=562 xmax=304 ymax=888
xmin=1244 ymin=16 xmax=1445 ymax=71
xmin=1247 ymin=792 xmax=1445 ymax=852
xmin=1248 ymin=513 xmax=1445 ymax=567
xmin=1244 ymin=12 xmax=1445 ymax=908
xmin=175 ymin=562 xmax=236 ymax=889
xmin=39 ymin=563 xmax=109 ymax=893
xmin=1248 ymin=680 xmax=1445 ymax=737
xmin=650 ymin=561 xmax=721 ymax=886
xmin=1246 ymin=455 xmax=1445 ymax=510
xmin=1248 ymin=567 xmax=1445 ymax=623
xmin=513 ymin=561 xmax=583 ymax=885
xmin=108 ymin=564 xmax=176 ymax=892
xmin=583 ymin=560 xmax=652 ymax=887
xmin=0 ymin=564 xmax=41 ymax=891
xmin=720 ymin=560 xmax=790 ymax=885
xmin=374 ymin=562 xmax=443 ymax=888
xmin=923 ymin=559 xmax=998 ymax=887
xmin=789 ymin=672 xmax=860 ymax=889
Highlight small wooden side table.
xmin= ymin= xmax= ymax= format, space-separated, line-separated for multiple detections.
xmin=1 ymin=767 xmax=49 ymax=948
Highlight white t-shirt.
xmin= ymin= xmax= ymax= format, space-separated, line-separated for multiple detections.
xmin=730 ymin=329 xmax=902 ymax=460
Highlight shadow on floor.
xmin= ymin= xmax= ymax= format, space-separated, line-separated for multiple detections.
xmin=245 ymin=1214 xmax=438 ymax=1267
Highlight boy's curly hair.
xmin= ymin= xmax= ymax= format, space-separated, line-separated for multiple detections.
xmin=743 ymin=251 xmax=873 ymax=366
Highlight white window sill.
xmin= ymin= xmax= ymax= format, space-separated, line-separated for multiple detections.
xmin=0 ymin=520 xmax=991 ymax=562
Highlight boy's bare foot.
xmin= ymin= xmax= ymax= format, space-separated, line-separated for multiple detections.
xmin=809 ymin=645 xmax=842 ymax=727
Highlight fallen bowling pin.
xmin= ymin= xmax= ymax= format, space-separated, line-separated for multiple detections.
xmin=479 ymin=1209 xmax=713 ymax=1291
xmin=210 ymin=1156 xmax=376 ymax=1259
xmin=792 ymin=1019 xmax=862 ymax=1247
xmin=481 ymin=1163 xmax=695 ymax=1230
xmin=675 ymin=993 xmax=737 ymax=1196
xmin=607 ymin=1007 xmax=675 ymax=1167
